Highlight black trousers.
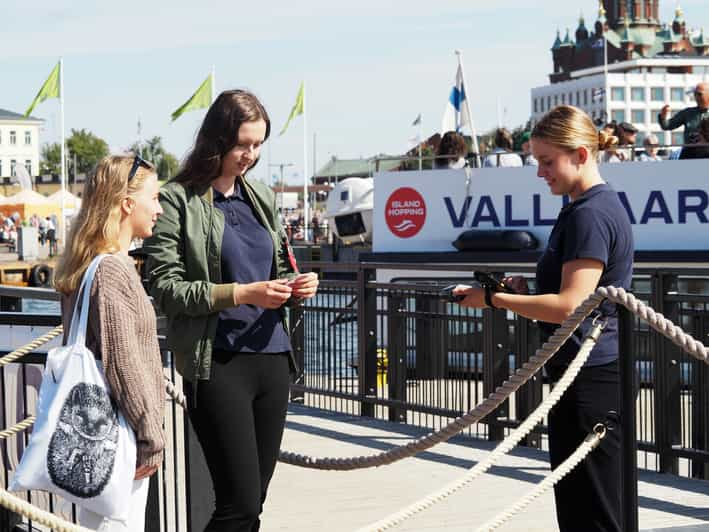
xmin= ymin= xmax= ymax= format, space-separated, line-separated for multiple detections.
xmin=187 ymin=352 xmax=291 ymax=532
xmin=547 ymin=360 xmax=622 ymax=532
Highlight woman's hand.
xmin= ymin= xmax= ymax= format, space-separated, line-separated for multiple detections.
xmin=234 ymin=279 xmax=293 ymax=308
xmin=502 ymin=276 xmax=529 ymax=295
xmin=135 ymin=464 xmax=158 ymax=480
xmin=289 ymin=272 xmax=319 ymax=299
xmin=452 ymin=285 xmax=486 ymax=308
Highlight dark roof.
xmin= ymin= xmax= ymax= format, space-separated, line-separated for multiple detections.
xmin=0 ymin=109 xmax=43 ymax=122
xmin=314 ymin=157 xmax=400 ymax=179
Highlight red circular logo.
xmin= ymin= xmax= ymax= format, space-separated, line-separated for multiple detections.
xmin=385 ymin=187 xmax=426 ymax=238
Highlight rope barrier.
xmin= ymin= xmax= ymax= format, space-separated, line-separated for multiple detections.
xmin=0 ymin=325 xmax=63 ymax=368
xmin=357 ymin=321 xmax=604 ymax=531
xmin=0 ymin=417 xmax=35 ymax=440
xmin=476 ymin=424 xmax=607 ymax=532
xmin=274 ymin=292 xmax=606 ymax=470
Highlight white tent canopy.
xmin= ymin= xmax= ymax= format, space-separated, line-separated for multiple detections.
xmin=1 ymin=189 xmax=51 ymax=205
xmin=48 ymin=189 xmax=81 ymax=208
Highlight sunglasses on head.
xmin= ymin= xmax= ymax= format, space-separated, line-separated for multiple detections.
xmin=127 ymin=155 xmax=152 ymax=182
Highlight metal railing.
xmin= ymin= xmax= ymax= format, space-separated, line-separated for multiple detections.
xmin=291 ymin=261 xmax=709 ymax=481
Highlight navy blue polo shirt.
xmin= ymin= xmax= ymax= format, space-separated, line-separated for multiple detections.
xmin=536 ymin=183 xmax=634 ymax=368
xmin=213 ymin=183 xmax=292 ymax=354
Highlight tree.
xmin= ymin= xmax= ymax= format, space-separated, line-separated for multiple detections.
xmin=129 ymin=136 xmax=180 ymax=179
xmin=66 ymin=129 xmax=109 ymax=176
xmin=40 ymin=142 xmax=61 ymax=175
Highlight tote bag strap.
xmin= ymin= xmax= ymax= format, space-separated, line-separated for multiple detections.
xmin=66 ymin=254 xmax=110 ymax=347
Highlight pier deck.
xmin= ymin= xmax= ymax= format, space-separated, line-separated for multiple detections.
xmin=266 ymin=405 xmax=709 ymax=532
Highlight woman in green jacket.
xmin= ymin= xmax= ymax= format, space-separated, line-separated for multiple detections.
xmin=143 ymin=90 xmax=318 ymax=532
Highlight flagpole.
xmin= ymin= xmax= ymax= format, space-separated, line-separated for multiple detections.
xmin=211 ymin=65 xmax=216 ymax=103
xmin=418 ymin=115 xmax=423 ymax=170
xmin=59 ymin=58 xmax=66 ymax=247
xmin=302 ymin=81 xmax=309 ymax=242
xmin=603 ymin=35 xmax=609 ymax=125
xmin=455 ymin=50 xmax=480 ymax=165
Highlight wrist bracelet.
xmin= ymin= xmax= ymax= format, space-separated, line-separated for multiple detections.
xmin=484 ymin=285 xmax=497 ymax=309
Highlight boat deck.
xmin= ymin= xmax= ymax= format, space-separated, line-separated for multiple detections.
xmin=265 ymin=405 xmax=709 ymax=532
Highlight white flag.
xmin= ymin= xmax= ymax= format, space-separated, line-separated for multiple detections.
xmin=441 ymin=64 xmax=471 ymax=133
xmin=14 ymin=163 xmax=33 ymax=191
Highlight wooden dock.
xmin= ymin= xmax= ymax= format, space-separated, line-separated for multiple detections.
xmin=265 ymin=405 xmax=709 ymax=532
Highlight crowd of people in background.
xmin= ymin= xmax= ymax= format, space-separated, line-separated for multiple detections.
xmin=279 ymin=208 xmax=329 ymax=244
xmin=0 ymin=212 xmax=58 ymax=256
xmin=434 ymin=81 xmax=709 ymax=168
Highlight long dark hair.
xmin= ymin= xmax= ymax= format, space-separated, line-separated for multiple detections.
xmin=174 ymin=90 xmax=270 ymax=189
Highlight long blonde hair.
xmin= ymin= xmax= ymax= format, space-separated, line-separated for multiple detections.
xmin=54 ymin=155 xmax=156 ymax=294
xmin=532 ymin=105 xmax=618 ymax=158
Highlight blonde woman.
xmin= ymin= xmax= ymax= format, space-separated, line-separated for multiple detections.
xmin=455 ymin=106 xmax=632 ymax=532
xmin=54 ymin=155 xmax=165 ymax=531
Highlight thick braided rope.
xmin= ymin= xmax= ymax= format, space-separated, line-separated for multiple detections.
xmin=0 ymin=416 xmax=35 ymax=439
xmin=598 ymin=286 xmax=709 ymax=365
xmin=476 ymin=425 xmax=606 ymax=532
xmin=0 ymin=488 xmax=92 ymax=532
xmin=357 ymin=323 xmax=603 ymax=532
xmin=0 ymin=325 xmax=63 ymax=368
xmin=273 ymin=293 xmax=605 ymax=470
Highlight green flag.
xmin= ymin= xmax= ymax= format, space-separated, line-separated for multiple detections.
xmin=171 ymin=74 xmax=213 ymax=122
xmin=279 ymin=82 xmax=304 ymax=136
xmin=25 ymin=62 xmax=60 ymax=117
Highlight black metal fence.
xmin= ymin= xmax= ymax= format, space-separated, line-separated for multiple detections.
xmin=291 ymin=261 xmax=709 ymax=481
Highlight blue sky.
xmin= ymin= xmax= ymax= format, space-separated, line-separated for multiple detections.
xmin=3 ymin=1 xmax=708 ymax=184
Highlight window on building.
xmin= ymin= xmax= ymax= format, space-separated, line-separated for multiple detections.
xmin=584 ymin=90 xmax=588 ymax=105
xmin=554 ymin=95 xmax=558 ymax=106
xmin=0 ymin=160 xmax=3 ymax=177
xmin=611 ymin=87 xmax=625 ymax=101
xmin=547 ymin=96 xmax=551 ymax=110
xmin=0 ymin=130 xmax=2 ymax=144
xmin=561 ymin=93 xmax=566 ymax=104
xmin=25 ymin=160 xmax=32 ymax=175
xmin=9 ymin=131 xmax=16 ymax=145
xmin=533 ymin=99 xmax=538 ymax=113
xmin=611 ymin=110 xmax=625 ymax=123
xmin=10 ymin=160 xmax=16 ymax=177
xmin=631 ymin=109 xmax=645 ymax=123
xmin=24 ymin=131 xmax=31 ymax=145
xmin=650 ymin=87 xmax=664 ymax=101
xmin=670 ymin=88 xmax=684 ymax=101
xmin=631 ymin=87 xmax=645 ymax=102
xmin=671 ymin=131 xmax=684 ymax=146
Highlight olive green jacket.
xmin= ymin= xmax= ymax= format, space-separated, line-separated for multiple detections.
xmin=142 ymin=178 xmax=297 ymax=382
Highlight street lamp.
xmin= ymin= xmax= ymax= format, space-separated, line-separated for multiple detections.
xmin=269 ymin=162 xmax=294 ymax=212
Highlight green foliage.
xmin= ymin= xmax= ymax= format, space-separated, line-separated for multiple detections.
xmin=40 ymin=142 xmax=61 ymax=175
xmin=129 ymin=136 xmax=181 ymax=179
xmin=66 ymin=129 xmax=109 ymax=176
xmin=401 ymin=145 xmax=435 ymax=170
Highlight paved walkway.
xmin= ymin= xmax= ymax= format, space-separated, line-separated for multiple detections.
xmin=265 ymin=405 xmax=709 ymax=532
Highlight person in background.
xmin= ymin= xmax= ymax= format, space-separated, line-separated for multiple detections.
xmin=679 ymin=116 xmax=709 ymax=160
xmin=520 ymin=131 xmax=538 ymax=166
xmin=599 ymin=122 xmax=621 ymax=163
xmin=638 ymin=133 xmax=663 ymax=162
xmin=615 ymin=122 xmax=638 ymax=161
xmin=54 ymin=155 xmax=165 ymax=531
xmin=658 ymin=82 xmax=709 ymax=155
xmin=483 ymin=128 xmax=523 ymax=167
xmin=435 ymin=131 xmax=468 ymax=169
xmin=143 ymin=89 xmax=319 ymax=532
xmin=454 ymin=105 xmax=632 ymax=532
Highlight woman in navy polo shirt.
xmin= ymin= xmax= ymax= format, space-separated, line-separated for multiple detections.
xmin=454 ymin=105 xmax=632 ymax=532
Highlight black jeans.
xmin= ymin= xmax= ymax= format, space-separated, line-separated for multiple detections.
xmin=187 ymin=352 xmax=291 ymax=532
xmin=547 ymin=360 xmax=622 ymax=532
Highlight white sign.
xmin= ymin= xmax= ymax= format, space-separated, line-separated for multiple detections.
xmin=374 ymin=160 xmax=709 ymax=253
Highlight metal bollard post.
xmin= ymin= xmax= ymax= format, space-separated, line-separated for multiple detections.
xmin=618 ymin=305 xmax=639 ymax=532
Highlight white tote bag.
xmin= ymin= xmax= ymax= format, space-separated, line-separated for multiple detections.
xmin=10 ymin=254 xmax=137 ymax=519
